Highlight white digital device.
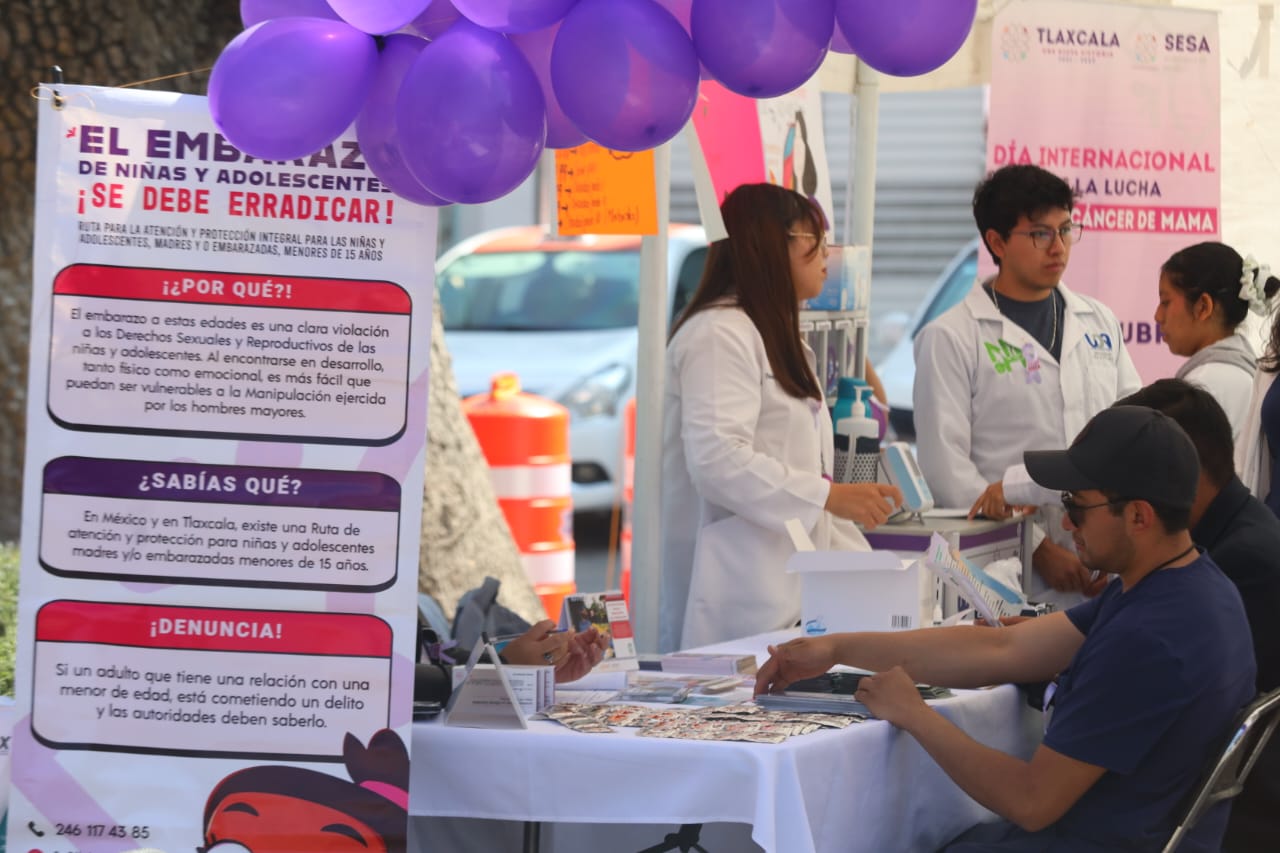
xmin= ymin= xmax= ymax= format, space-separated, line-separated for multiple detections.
xmin=880 ymin=441 xmax=934 ymax=514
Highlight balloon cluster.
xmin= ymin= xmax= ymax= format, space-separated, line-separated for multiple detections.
xmin=210 ymin=0 xmax=977 ymax=206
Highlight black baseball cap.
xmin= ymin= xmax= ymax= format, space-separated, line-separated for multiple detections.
xmin=1024 ymin=406 xmax=1200 ymax=509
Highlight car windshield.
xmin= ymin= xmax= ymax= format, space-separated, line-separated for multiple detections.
xmin=438 ymin=249 xmax=641 ymax=331
xmin=914 ymin=250 xmax=978 ymax=336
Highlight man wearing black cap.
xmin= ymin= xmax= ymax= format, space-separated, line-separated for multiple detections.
xmin=755 ymin=406 xmax=1256 ymax=851
xmin=1117 ymin=379 xmax=1280 ymax=852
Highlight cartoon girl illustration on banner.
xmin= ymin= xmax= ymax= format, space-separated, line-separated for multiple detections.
xmin=781 ymin=110 xmax=820 ymax=216
xmin=199 ymin=730 xmax=409 ymax=853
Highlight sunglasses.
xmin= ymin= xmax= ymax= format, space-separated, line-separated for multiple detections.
xmin=1060 ymin=491 xmax=1129 ymax=526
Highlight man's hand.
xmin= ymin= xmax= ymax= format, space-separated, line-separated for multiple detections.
xmin=969 ymin=480 xmax=1037 ymax=520
xmin=502 ymin=621 xmax=610 ymax=684
xmin=556 ymin=628 xmax=609 ymax=683
xmin=854 ymin=666 xmax=930 ymax=728
xmin=753 ymin=636 xmax=838 ymax=696
xmin=969 ymin=480 xmax=1011 ymax=520
xmin=1033 ymin=539 xmax=1096 ymax=594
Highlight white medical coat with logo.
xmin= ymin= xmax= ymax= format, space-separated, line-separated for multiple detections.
xmin=660 ymin=305 xmax=869 ymax=652
xmin=913 ymin=282 xmax=1141 ymax=602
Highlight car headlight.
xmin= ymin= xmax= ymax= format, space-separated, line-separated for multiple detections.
xmin=558 ymin=363 xmax=631 ymax=419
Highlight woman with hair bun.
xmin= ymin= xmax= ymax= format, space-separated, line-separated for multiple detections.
xmin=1155 ymin=242 xmax=1279 ymax=441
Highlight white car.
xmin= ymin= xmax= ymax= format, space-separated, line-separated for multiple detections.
xmin=877 ymin=238 xmax=980 ymax=440
xmin=435 ymin=225 xmax=710 ymax=513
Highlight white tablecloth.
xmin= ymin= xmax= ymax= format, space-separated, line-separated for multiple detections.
xmin=409 ymin=630 xmax=1042 ymax=853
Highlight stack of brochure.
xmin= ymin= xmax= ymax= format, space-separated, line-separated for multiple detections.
xmin=754 ymin=671 xmax=952 ymax=715
xmin=922 ymin=532 xmax=1025 ymax=624
xmin=659 ymin=652 xmax=758 ymax=676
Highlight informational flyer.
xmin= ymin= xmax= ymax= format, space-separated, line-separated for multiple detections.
xmin=8 ymin=84 xmax=436 ymax=853
xmin=692 ymin=80 xmax=836 ymax=228
xmin=987 ymin=0 xmax=1220 ymax=381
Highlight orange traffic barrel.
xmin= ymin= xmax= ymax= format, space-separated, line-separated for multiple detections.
xmin=619 ymin=396 xmax=636 ymax=604
xmin=463 ymin=373 xmax=575 ymax=619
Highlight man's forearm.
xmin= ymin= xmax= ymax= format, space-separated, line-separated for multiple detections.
xmin=827 ymin=612 xmax=1080 ymax=688
xmin=900 ymin=706 xmax=1056 ymax=832
xmin=829 ymin=626 xmax=1013 ymax=688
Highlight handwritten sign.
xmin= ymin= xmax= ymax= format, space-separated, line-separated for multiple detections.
xmin=555 ymin=143 xmax=657 ymax=235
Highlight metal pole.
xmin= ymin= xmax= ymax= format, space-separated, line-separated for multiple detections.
xmin=537 ymin=148 xmax=558 ymax=237
xmin=629 ymin=142 xmax=671 ymax=654
xmin=849 ymin=60 xmax=881 ymax=380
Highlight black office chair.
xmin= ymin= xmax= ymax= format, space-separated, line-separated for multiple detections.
xmin=1163 ymin=686 xmax=1280 ymax=853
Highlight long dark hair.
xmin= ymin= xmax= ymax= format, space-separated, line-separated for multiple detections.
xmin=671 ymin=183 xmax=823 ymax=401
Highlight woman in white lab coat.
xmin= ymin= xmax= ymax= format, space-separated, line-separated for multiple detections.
xmin=1155 ymin=242 xmax=1276 ymax=442
xmin=658 ymin=183 xmax=901 ymax=652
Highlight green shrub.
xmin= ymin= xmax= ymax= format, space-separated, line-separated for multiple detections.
xmin=0 ymin=543 xmax=17 ymax=697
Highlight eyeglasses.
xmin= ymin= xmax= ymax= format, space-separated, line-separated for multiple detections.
xmin=787 ymin=231 xmax=829 ymax=252
xmin=1060 ymin=491 xmax=1128 ymax=526
xmin=1010 ymin=223 xmax=1084 ymax=250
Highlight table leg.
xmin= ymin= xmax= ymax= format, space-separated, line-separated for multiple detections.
xmin=523 ymin=820 xmax=542 ymax=853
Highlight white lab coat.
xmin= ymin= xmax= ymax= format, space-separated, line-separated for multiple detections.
xmin=659 ymin=305 xmax=868 ymax=652
xmin=1236 ymin=366 xmax=1277 ymax=500
xmin=914 ymin=281 xmax=1141 ymax=604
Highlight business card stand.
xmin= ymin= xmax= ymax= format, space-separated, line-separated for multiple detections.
xmin=444 ymin=641 xmax=527 ymax=729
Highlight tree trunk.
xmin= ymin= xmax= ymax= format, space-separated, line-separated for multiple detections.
xmin=0 ymin=1 xmax=542 ymax=622
xmin=421 ymin=288 xmax=546 ymax=622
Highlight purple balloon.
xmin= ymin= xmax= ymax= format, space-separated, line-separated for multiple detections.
xmin=835 ymin=0 xmax=977 ymax=77
xmin=240 ymin=0 xmax=340 ymax=27
xmin=652 ymin=0 xmax=713 ymax=80
xmin=406 ymin=0 xmax=460 ymax=38
xmin=510 ymin=24 xmax=588 ymax=149
xmin=328 ymin=0 xmax=432 ymax=34
xmin=830 ymin=17 xmax=855 ymax=54
xmin=396 ymin=21 xmax=546 ymax=203
xmin=357 ymin=35 xmax=449 ymax=206
xmin=210 ymin=18 xmax=377 ymax=161
xmin=551 ymin=0 xmax=698 ymax=152
xmin=453 ymin=0 xmax=579 ymax=34
xmin=692 ymin=0 xmax=833 ymax=98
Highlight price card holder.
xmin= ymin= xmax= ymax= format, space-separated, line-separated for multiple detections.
xmin=444 ymin=640 xmax=527 ymax=730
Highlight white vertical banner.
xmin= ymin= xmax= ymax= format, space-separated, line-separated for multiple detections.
xmin=987 ymin=0 xmax=1220 ymax=382
xmin=8 ymin=85 xmax=436 ymax=853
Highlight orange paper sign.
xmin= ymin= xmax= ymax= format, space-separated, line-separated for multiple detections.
xmin=555 ymin=143 xmax=657 ymax=235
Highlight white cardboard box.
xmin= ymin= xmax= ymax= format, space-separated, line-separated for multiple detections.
xmin=787 ymin=549 xmax=936 ymax=636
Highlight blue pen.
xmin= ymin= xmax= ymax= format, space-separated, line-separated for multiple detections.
xmin=491 ymin=628 xmax=566 ymax=653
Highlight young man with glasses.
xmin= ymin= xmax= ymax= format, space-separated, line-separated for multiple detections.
xmin=913 ymin=164 xmax=1141 ymax=608
xmin=756 ymin=406 xmax=1256 ymax=852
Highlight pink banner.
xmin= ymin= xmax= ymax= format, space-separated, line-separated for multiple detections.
xmin=987 ymin=0 xmax=1220 ymax=381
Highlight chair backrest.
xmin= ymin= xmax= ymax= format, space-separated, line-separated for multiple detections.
xmin=1162 ymin=686 xmax=1280 ymax=853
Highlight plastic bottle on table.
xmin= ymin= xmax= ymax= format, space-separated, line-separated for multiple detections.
xmin=833 ymin=378 xmax=879 ymax=482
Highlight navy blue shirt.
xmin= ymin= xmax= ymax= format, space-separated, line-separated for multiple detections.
xmin=1043 ymin=554 xmax=1256 ymax=851
xmin=1261 ymin=375 xmax=1280 ymax=516
xmin=1193 ymin=476 xmax=1280 ymax=850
